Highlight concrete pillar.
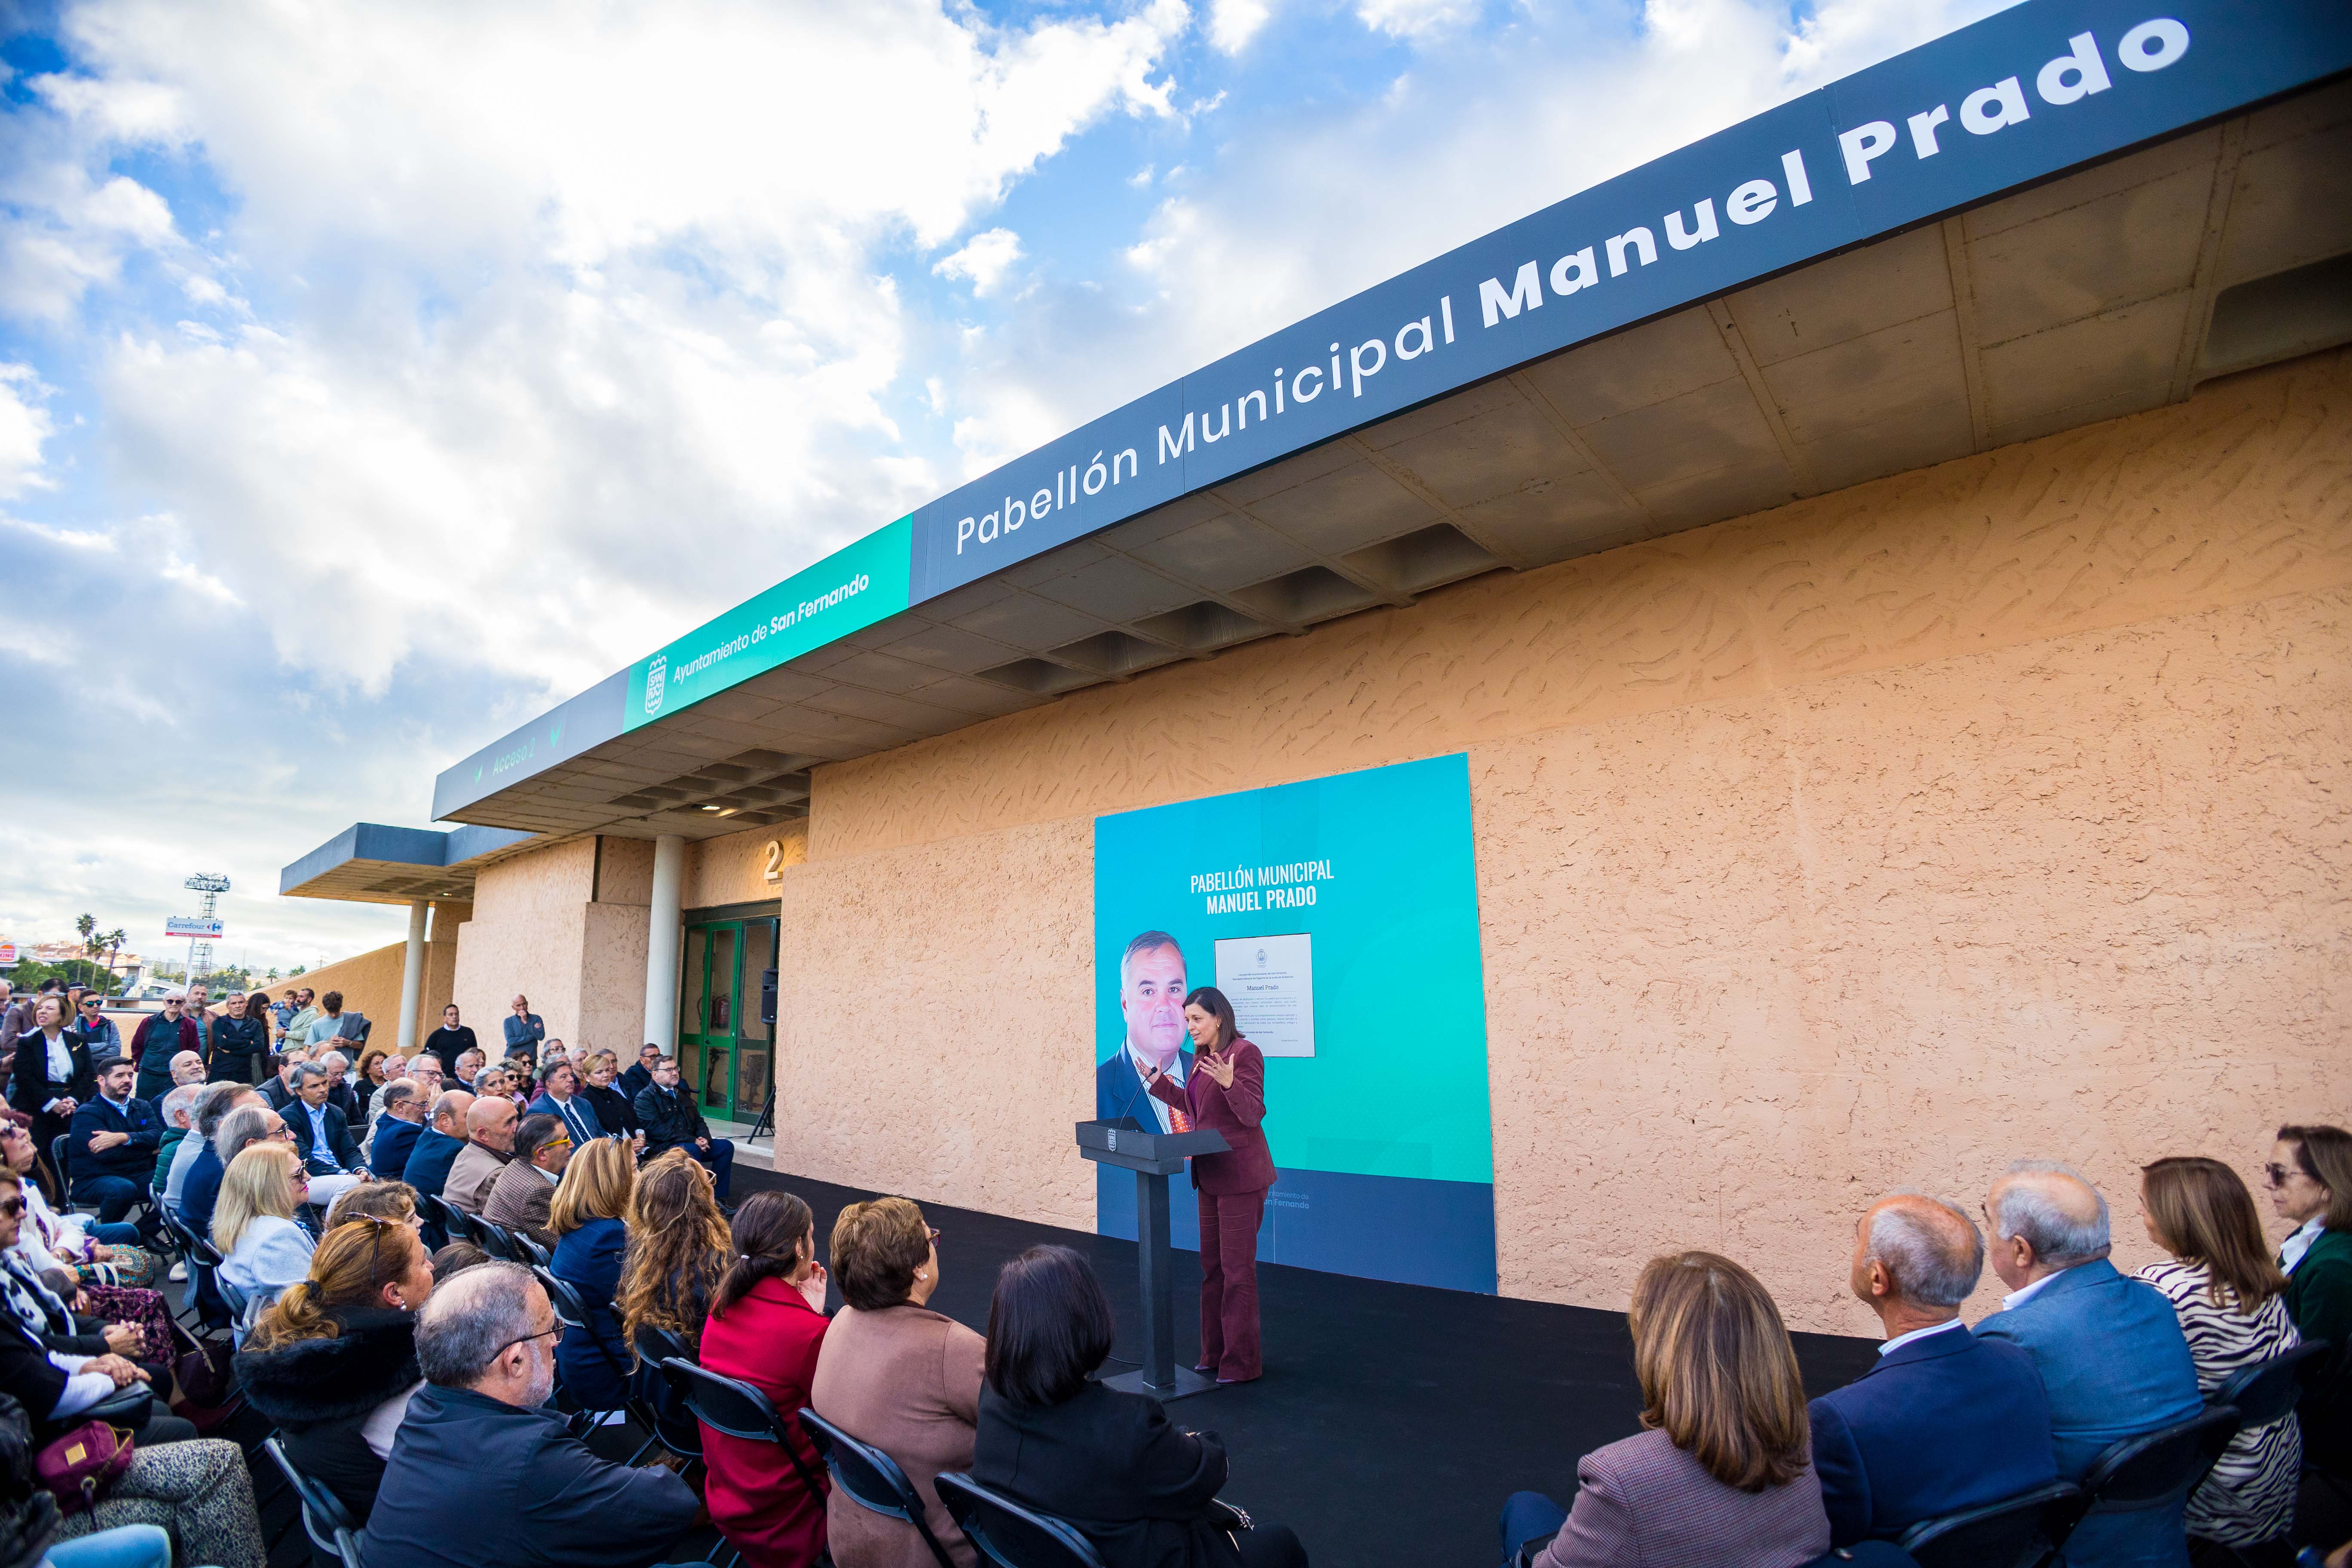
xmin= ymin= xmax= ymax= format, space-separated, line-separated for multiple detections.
xmin=643 ymin=835 xmax=687 ymax=1051
xmin=396 ymin=899 xmax=429 ymax=1055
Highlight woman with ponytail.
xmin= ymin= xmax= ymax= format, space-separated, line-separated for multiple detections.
xmin=236 ymin=1216 xmax=433 ymax=1523
xmin=698 ymin=1189 xmax=832 ymax=1568
xmin=549 ymin=1135 xmax=636 ymax=1411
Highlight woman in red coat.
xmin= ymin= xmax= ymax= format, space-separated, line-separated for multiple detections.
xmin=1144 ymin=986 xmax=1277 ymax=1383
xmin=698 ymin=1189 xmax=833 ymax=1567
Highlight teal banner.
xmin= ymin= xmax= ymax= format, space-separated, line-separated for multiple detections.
xmin=624 ymin=516 xmax=913 ymax=732
xmin=1093 ymin=753 xmax=1497 ymax=1291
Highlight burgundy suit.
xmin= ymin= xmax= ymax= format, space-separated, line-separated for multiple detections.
xmin=1148 ymin=1036 xmax=1275 ymax=1381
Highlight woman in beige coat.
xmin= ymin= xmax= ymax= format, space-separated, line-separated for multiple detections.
xmin=810 ymin=1197 xmax=986 ymax=1568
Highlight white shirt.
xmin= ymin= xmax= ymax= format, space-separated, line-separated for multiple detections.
xmin=1125 ymin=1044 xmax=1186 ymax=1133
xmin=1879 ymin=1316 xmax=1968 ymax=1356
xmin=2281 ymin=1214 xmax=2328 ymax=1274
xmin=38 ymin=1032 xmax=74 ymax=1112
xmin=2003 ymin=1269 xmax=2067 ymax=1311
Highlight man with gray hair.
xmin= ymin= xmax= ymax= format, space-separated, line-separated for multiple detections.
xmin=1809 ymin=1193 xmax=2058 ymax=1547
xmin=355 ymin=1261 xmax=698 ymax=1568
xmin=1977 ymin=1161 xmax=2202 ymax=1568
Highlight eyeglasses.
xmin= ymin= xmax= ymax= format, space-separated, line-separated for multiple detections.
xmin=543 ymin=1137 xmax=573 ymax=1152
xmin=0 ymin=1199 xmax=22 ymax=1219
xmin=78 ymin=1001 xmax=100 ymax=1011
xmin=2264 ymin=1162 xmax=2303 ymax=1187
xmin=494 ymin=1323 xmax=564 ymax=1356
xmin=926 ymin=1226 xmax=942 ymax=1244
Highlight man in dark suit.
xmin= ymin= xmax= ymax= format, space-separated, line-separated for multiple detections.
xmin=1975 ymin=1162 xmax=2203 ymax=1568
xmin=282 ymin=1062 xmax=362 ymax=1176
xmin=526 ymin=1061 xmax=603 ymax=1150
xmin=65 ymin=1060 xmax=162 ymax=1235
xmin=356 ymin=1261 xmax=698 ymax=1568
xmin=634 ymin=1057 xmax=732 ymax=1200
xmin=618 ymin=1043 xmax=662 ymax=1103
xmin=371 ymin=1080 xmax=428 ymax=1180
xmin=402 ymin=1089 xmax=475 ymax=1200
xmin=258 ymin=1044 xmax=311 ymax=1111
xmin=1810 ymin=1194 xmax=2058 ymax=1546
xmin=1095 ymin=931 xmax=1195 ymax=1130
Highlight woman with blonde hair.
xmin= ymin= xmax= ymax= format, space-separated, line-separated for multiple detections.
xmin=213 ymin=1141 xmax=316 ymax=1340
xmin=2135 ymin=1156 xmax=2302 ymax=1553
xmin=617 ymin=1150 xmax=732 ymax=1355
xmin=550 ymin=1136 xmax=636 ymax=1409
xmin=1500 ymin=1252 xmax=1828 ymax=1568
xmin=237 ymin=1215 xmax=433 ymax=1522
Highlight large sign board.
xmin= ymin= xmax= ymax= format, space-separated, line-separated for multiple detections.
xmin=432 ymin=0 xmax=2352 ymax=819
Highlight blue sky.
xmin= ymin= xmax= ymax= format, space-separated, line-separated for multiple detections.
xmin=0 ymin=0 xmax=2008 ymax=973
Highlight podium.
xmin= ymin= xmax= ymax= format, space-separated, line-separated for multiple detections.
xmin=1076 ymin=1118 xmax=1228 ymax=1400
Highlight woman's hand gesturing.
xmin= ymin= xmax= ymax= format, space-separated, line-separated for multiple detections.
xmin=1200 ymin=1051 xmax=1236 ymax=1090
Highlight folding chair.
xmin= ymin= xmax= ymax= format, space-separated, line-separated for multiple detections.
xmin=263 ymin=1435 xmax=360 ymax=1568
xmin=2073 ymin=1406 xmax=2241 ymax=1543
xmin=1896 ymin=1479 xmax=2087 ymax=1568
xmin=935 ymin=1471 xmax=1109 ymax=1568
xmin=661 ymin=1359 xmax=828 ymax=1504
xmin=800 ymin=1406 xmax=956 ymax=1568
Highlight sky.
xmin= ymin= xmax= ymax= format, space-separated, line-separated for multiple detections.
xmin=0 ymin=0 xmax=2015 ymax=974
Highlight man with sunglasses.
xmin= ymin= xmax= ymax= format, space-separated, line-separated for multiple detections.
xmin=65 ymin=992 xmax=122 ymax=1068
xmin=129 ymin=991 xmax=200 ymax=1103
xmin=356 ymin=1260 xmax=698 ymax=1568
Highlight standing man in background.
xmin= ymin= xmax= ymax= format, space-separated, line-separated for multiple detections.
xmin=423 ymin=1003 xmax=478 ymax=1078
xmin=131 ymin=992 xmax=199 ymax=1102
xmin=503 ymin=996 xmax=545 ymax=1059
xmin=67 ymin=994 xmax=122 ymax=1068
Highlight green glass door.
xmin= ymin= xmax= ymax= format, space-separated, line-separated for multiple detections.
xmin=677 ymin=915 xmax=777 ymax=1122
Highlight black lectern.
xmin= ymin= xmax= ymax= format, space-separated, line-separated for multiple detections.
xmin=1076 ymin=1118 xmax=1228 ymax=1400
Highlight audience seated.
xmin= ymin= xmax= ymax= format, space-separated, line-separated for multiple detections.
xmin=1498 ymin=1251 xmax=1827 ymax=1568
xmin=635 ymin=1054 xmax=734 ymax=1200
xmin=282 ymin=1062 xmax=364 ymax=1176
xmin=2132 ymin=1157 xmax=2303 ymax=1557
xmin=1809 ymin=1194 xmax=2056 ymax=1548
xmin=444 ymin=1096 xmax=518 ymax=1216
xmin=400 ymin=1089 xmax=475 ymax=1200
xmin=213 ymin=1141 xmax=318 ymax=1340
xmin=257 ymin=1044 xmax=309 ymax=1111
xmin=548 ymin=1136 xmax=636 ymax=1411
xmin=812 ymin=1195 xmax=984 ymax=1568
xmin=2272 ymin=1124 xmax=2352 ymax=1550
xmin=369 ymin=1080 xmax=427 ymax=1179
xmin=698 ymin=1191 xmax=833 ymax=1568
xmin=2 ymin=1116 xmax=158 ymax=1290
xmin=482 ymin=1112 xmax=569 ymax=1249
xmin=64 ymin=1060 xmax=162 ymax=1237
xmin=355 ymin=1259 xmax=700 ymax=1568
xmin=974 ymin=1244 xmax=1308 ymax=1568
xmin=526 ymin=1060 xmax=605 ymax=1151
xmin=618 ymin=1149 xmax=733 ymax=1357
xmin=236 ymin=1213 xmax=432 ymax=1523
xmin=619 ymin=1043 xmax=662 ymax=1102
xmin=153 ymin=1082 xmax=202 ymax=1188
xmin=1975 ymin=1161 xmax=2202 ymax=1568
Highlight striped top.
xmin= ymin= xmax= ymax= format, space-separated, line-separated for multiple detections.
xmin=2133 ymin=1258 xmax=2302 ymax=1546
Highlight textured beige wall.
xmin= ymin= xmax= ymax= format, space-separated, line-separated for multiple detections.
xmin=685 ymin=824 xmax=800 ymax=913
xmin=778 ymin=350 xmax=2352 ymax=1331
xmin=597 ymin=839 xmax=655 ymax=908
xmin=450 ymin=838 xmax=595 ymax=1043
xmin=279 ymin=932 xmax=459 ymax=1044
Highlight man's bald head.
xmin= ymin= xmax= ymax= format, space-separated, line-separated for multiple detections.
xmin=1988 ymin=1161 xmax=2110 ymax=1272
xmin=466 ymin=1095 xmax=518 ymax=1150
xmin=1856 ymin=1194 xmax=1984 ymax=1309
xmin=429 ymin=1089 xmax=476 ymax=1136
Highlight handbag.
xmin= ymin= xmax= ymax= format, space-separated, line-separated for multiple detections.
xmin=34 ymin=1419 xmax=132 ymax=1512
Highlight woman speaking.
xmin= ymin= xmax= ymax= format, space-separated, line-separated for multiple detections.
xmin=1142 ymin=986 xmax=1275 ymax=1384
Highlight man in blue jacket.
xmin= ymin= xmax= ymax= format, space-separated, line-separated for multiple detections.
xmin=369 ymin=1080 xmax=427 ymax=1179
xmin=66 ymin=1060 xmax=162 ymax=1236
xmin=357 ymin=1260 xmax=698 ymax=1568
xmin=401 ymin=1089 xmax=475 ymax=1199
xmin=1974 ymin=1161 xmax=2202 ymax=1568
xmin=1811 ymin=1193 xmax=2057 ymax=1546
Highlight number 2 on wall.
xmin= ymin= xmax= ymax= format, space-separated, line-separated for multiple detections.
xmin=762 ymin=839 xmax=784 ymax=882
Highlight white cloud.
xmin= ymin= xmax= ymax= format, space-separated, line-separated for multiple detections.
xmin=1209 ymin=0 xmax=1276 ymax=54
xmin=934 ymin=228 xmax=1026 ymax=297
xmin=0 ymin=365 xmax=57 ymax=501
xmin=1356 ymin=0 xmax=1481 ymax=43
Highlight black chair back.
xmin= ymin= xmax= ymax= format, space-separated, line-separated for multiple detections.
xmin=1896 ymin=1479 xmax=2086 ymax=1568
xmin=2079 ymin=1405 xmax=2241 ymax=1512
xmin=935 ymin=1472 xmax=1108 ymax=1568
xmin=263 ymin=1435 xmax=358 ymax=1566
xmin=800 ymin=1406 xmax=956 ymax=1568
xmin=511 ymin=1230 xmax=552 ymax=1269
xmin=628 ymin=1324 xmax=701 ymax=1462
xmin=661 ymin=1359 xmax=827 ymax=1500
xmin=47 ymin=1135 xmax=70 ymax=1197
xmin=2211 ymin=1340 xmax=2330 ymax=1427
xmin=470 ymin=1219 xmax=521 ymax=1262
xmin=531 ymin=1266 xmax=591 ymax=1332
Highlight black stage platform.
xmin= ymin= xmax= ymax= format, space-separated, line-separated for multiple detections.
xmin=737 ymin=1166 xmax=1881 ymax=1568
